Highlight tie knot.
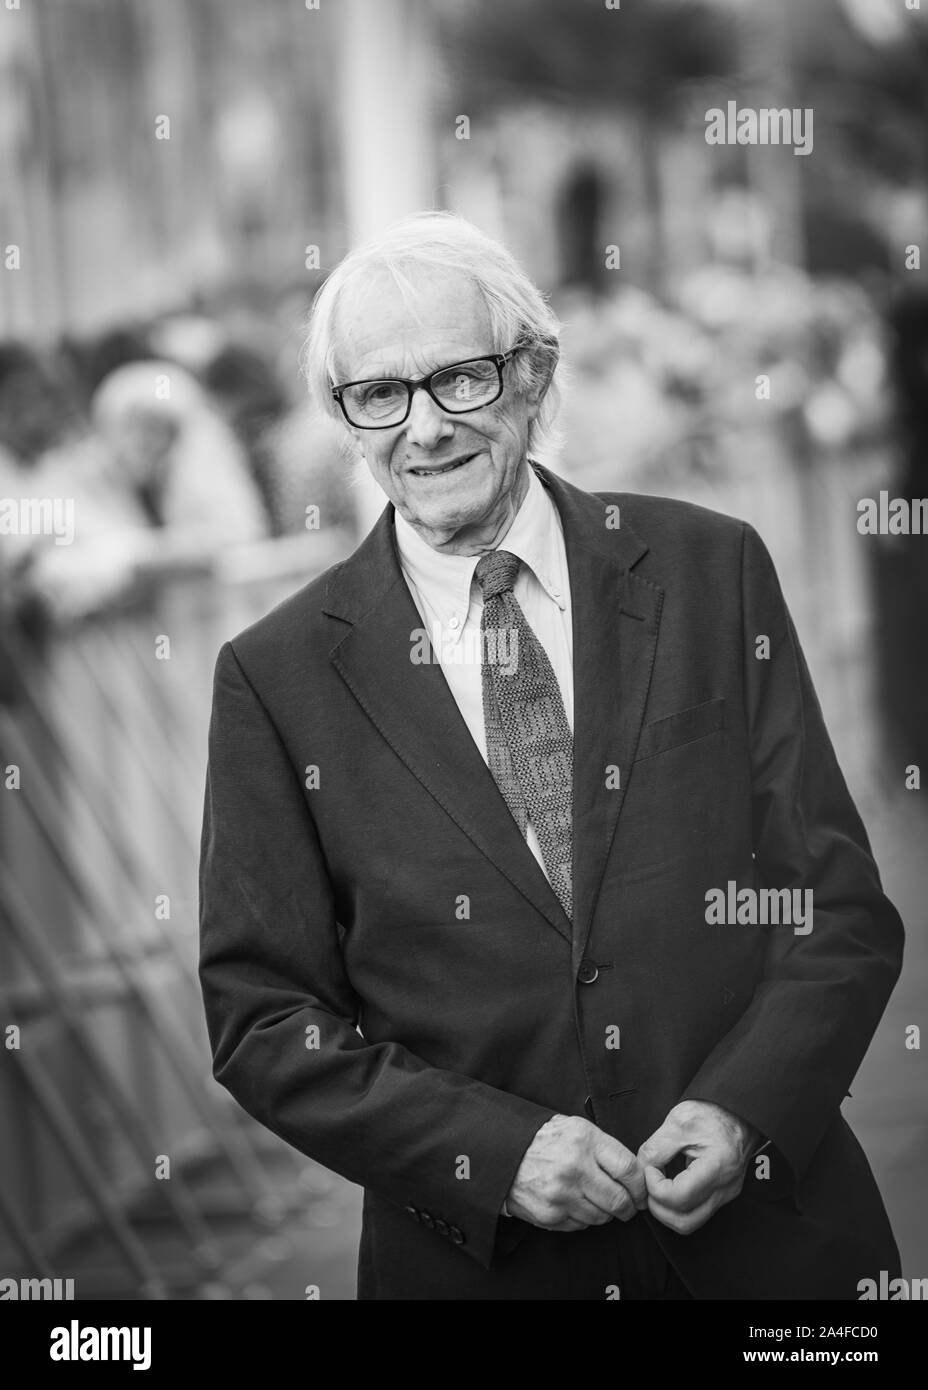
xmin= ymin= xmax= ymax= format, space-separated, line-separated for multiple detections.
xmin=474 ymin=549 xmax=521 ymax=601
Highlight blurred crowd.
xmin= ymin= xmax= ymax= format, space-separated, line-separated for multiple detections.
xmin=0 ymin=305 xmax=357 ymax=631
xmin=556 ymin=262 xmax=902 ymax=494
xmin=554 ymin=262 xmax=928 ymax=775
xmin=2 ymin=262 xmax=926 ymax=640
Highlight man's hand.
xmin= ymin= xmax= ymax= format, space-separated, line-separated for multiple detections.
xmin=505 ymin=1114 xmax=647 ymax=1231
xmin=637 ymin=1100 xmax=760 ymax=1236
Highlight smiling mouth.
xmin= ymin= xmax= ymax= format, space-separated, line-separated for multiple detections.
xmin=408 ymin=453 xmax=476 ymax=478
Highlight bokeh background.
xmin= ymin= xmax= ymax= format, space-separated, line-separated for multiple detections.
xmin=1 ymin=0 xmax=926 ymax=1300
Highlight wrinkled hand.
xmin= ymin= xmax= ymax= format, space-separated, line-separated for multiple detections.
xmin=506 ymin=1114 xmax=647 ymax=1231
xmin=638 ymin=1100 xmax=759 ymax=1235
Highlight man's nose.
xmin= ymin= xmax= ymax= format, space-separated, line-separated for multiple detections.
xmin=404 ymin=386 xmax=454 ymax=448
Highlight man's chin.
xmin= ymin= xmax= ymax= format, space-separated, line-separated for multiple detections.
xmin=404 ymin=491 xmax=494 ymax=536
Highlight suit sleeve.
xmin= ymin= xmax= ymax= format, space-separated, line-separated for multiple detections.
xmin=680 ymin=521 xmax=904 ymax=1189
xmin=198 ymin=640 xmax=555 ymax=1269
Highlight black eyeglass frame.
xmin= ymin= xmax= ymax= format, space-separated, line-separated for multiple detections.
xmin=330 ymin=346 xmax=523 ymax=430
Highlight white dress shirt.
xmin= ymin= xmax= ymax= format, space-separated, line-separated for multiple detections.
xmin=394 ymin=464 xmax=573 ymax=884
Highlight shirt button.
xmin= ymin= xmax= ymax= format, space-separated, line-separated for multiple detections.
xmin=448 ymin=615 xmax=460 ymax=630
xmin=578 ymin=959 xmax=599 ymax=985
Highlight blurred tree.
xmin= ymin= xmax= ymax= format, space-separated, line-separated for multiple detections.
xmin=777 ymin=0 xmax=928 ymax=275
xmin=435 ymin=0 xmax=736 ymax=287
xmin=801 ymin=0 xmax=928 ymax=189
xmin=436 ymin=0 xmax=732 ymax=110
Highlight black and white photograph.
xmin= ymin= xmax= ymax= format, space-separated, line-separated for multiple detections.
xmin=1 ymin=0 xmax=926 ymax=1353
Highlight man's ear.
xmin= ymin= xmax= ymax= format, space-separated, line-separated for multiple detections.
xmin=331 ymin=418 xmax=363 ymax=464
xmin=524 ymin=339 xmax=559 ymax=407
xmin=337 ymin=416 xmax=362 ymax=450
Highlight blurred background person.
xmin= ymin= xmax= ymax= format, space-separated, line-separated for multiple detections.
xmin=90 ymin=359 xmax=269 ymax=550
xmin=6 ymin=360 xmax=269 ymax=626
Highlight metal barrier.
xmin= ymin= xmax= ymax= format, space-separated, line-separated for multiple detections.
xmin=0 ymin=528 xmax=352 ymax=1298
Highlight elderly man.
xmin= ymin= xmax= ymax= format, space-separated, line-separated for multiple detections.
xmin=199 ymin=213 xmax=903 ymax=1301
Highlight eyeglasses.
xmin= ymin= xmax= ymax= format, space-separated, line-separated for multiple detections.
xmin=331 ymin=347 xmax=522 ymax=430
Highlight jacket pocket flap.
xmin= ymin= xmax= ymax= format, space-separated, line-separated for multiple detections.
xmin=635 ymin=696 xmax=726 ymax=761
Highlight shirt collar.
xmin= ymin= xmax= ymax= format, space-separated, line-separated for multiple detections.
xmin=394 ymin=463 xmax=567 ymax=640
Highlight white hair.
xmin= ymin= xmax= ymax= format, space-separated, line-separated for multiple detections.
xmin=300 ymin=211 xmax=564 ymax=458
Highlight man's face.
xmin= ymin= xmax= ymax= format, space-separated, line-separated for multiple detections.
xmin=332 ymin=268 xmax=543 ymax=554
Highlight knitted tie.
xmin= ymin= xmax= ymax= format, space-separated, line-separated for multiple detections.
xmin=474 ymin=549 xmax=573 ymax=922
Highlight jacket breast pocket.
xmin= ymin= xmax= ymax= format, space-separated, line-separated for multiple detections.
xmin=615 ymin=696 xmax=728 ymax=881
xmin=634 ymin=696 xmax=726 ymax=763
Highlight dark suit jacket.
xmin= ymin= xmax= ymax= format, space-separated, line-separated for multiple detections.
xmin=198 ymin=462 xmax=904 ymax=1300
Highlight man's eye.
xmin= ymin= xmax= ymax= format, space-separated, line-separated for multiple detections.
xmin=439 ymin=365 xmax=492 ymax=388
xmin=431 ymin=363 xmax=498 ymax=405
xmin=362 ymin=383 xmax=402 ymax=404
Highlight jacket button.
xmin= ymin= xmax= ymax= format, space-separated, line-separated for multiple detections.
xmin=435 ymin=1218 xmax=449 ymax=1237
xmin=578 ymin=959 xmax=599 ymax=984
xmin=405 ymin=1205 xmax=420 ymax=1222
xmin=419 ymin=1211 xmax=435 ymax=1230
xmin=450 ymin=1226 xmax=465 ymax=1245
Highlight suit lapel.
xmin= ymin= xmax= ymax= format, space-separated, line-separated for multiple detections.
xmin=324 ymin=464 xmax=663 ymax=951
xmin=326 ymin=510 xmax=572 ymax=941
xmin=537 ymin=468 xmax=664 ymax=962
